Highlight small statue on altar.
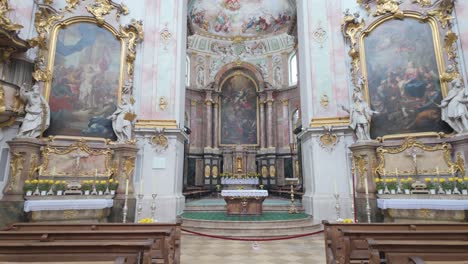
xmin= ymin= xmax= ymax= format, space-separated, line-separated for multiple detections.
xmin=17 ymin=83 xmax=50 ymax=138
xmin=439 ymin=77 xmax=468 ymax=133
xmin=109 ymin=95 xmax=136 ymax=143
xmin=342 ymin=84 xmax=378 ymax=141
xmin=236 ymin=157 xmax=243 ymax=173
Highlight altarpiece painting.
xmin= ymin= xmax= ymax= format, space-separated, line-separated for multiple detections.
xmin=363 ymin=18 xmax=452 ymax=138
xmin=45 ymin=22 xmax=122 ymax=140
xmin=220 ymin=72 xmax=258 ymax=145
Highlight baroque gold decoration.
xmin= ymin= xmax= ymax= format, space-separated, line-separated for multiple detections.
xmin=261 ymin=165 xmax=268 ymax=178
xmin=269 ymin=165 xmax=276 ymax=178
xmin=159 ymin=96 xmax=168 ymax=111
xmin=375 ymin=137 xmax=461 ymax=176
xmin=123 ymin=156 xmax=135 ymax=178
xmin=40 ymin=138 xmax=113 ymax=177
xmin=357 ymin=0 xmax=372 ymax=14
xmin=455 ymin=152 xmax=465 ymax=177
xmin=353 ymin=154 xmax=368 ymax=181
xmin=120 ymin=19 xmax=144 ymax=78
xmin=204 ymin=165 xmax=211 ymax=178
xmin=212 ymin=165 xmax=218 ymax=178
xmin=65 ymin=0 xmax=80 ymax=12
xmin=86 ymin=0 xmax=128 ymax=25
xmin=29 ymin=6 xmax=63 ymax=63
xmin=341 ymin=10 xmax=365 ymax=85
xmin=318 ymin=126 xmax=339 ymax=152
xmin=28 ymin=154 xmax=39 ymax=179
xmin=320 ymin=94 xmax=329 ymax=108
xmin=8 ymin=152 xmax=24 ymax=191
xmin=426 ymin=0 xmax=454 ymax=29
xmin=0 ymin=0 xmax=23 ymax=32
xmin=412 ymin=0 xmax=432 ymax=7
xmin=374 ymin=0 xmax=404 ymax=19
xmin=150 ymin=132 xmax=168 ymax=152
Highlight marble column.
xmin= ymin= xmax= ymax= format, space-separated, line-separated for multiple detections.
xmin=213 ymin=96 xmax=219 ymax=149
xmin=259 ymin=101 xmax=266 ymax=149
xmin=205 ymin=95 xmax=213 ymax=149
xmin=282 ymin=99 xmax=290 ymax=148
xmin=266 ymin=93 xmax=274 ymax=148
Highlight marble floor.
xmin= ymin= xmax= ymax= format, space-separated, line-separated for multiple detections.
xmin=181 ymin=232 xmax=326 ymax=264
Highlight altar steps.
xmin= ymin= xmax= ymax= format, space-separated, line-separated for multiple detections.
xmin=184 ymin=204 xmax=304 ymax=212
xmin=181 ymin=215 xmax=322 ymax=237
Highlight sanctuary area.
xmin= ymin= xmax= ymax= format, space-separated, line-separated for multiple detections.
xmin=0 ymin=0 xmax=468 ymax=263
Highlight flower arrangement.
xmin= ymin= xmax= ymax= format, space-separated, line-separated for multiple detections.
xmin=23 ymin=179 xmax=37 ymax=193
xmin=424 ymin=178 xmax=436 ymax=190
xmin=375 ymin=178 xmax=385 ymax=191
xmin=54 ymin=180 xmax=67 ymax=191
xmin=440 ymin=178 xmax=453 ymax=191
xmin=108 ymin=179 xmax=119 ymax=191
xmin=38 ymin=179 xmax=53 ymax=192
xmin=401 ymin=178 xmax=413 ymax=190
xmin=81 ymin=180 xmax=93 ymax=192
xmin=96 ymin=180 xmax=108 ymax=192
xmin=385 ymin=178 xmax=398 ymax=191
xmin=455 ymin=178 xmax=464 ymax=190
xmin=341 ymin=218 xmax=354 ymax=224
xmin=464 ymin=177 xmax=468 ymax=190
xmin=138 ymin=218 xmax=154 ymax=223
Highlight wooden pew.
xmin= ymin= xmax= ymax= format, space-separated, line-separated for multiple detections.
xmin=367 ymin=239 xmax=468 ymax=264
xmin=323 ymin=221 xmax=468 ymax=264
xmin=0 ymin=239 xmax=154 ymax=263
xmin=4 ymin=222 xmax=181 ymax=264
xmin=0 ymin=230 xmax=171 ymax=264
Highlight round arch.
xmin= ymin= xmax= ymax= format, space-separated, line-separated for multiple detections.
xmin=213 ymin=61 xmax=265 ymax=92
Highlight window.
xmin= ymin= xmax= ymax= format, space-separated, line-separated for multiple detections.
xmin=289 ymin=52 xmax=298 ymax=85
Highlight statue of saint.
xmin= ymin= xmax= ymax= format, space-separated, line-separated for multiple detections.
xmin=342 ymin=86 xmax=378 ymax=141
xmin=17 ymin=83 xmax=50 ymax=138
xmin=108 ymin=96 xmax=136 ymax=143
xmin=236 ymin=157 xmax=242 ymax=173
xmin=439 ymin=77 xmax=468 ymax=133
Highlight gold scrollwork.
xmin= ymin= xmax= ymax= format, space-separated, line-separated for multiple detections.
xmin=151 ymin=133 xmax=168 ymax=151
xmin=8 ymin=152 xmax=24 ymax=191
xmin=353 ymin=154 xmax=368 ymax=181
xmin=374 ymin=0 xmax=404 ymax=19
xmin=65 ymin=0 xmax=80 ymax=12
xmin=455 ymin=152 xmax=465 ymax=177
xmin=269 ymin=165 xmax=276 ymax=178
xmin=261 ymin=165 xmax=268 ymax=178
xmin=375 ymin=137 xmax=460 ymax=176
xmin=204 ymin=165 xmax=211 ymax=178
xmin=426 ymin=0 xmax=454 ymax=29
xmin=341 ymin=11 xmax=365 ymax=85
xmin=86 ymin=0 xmax=128 ymax=25
xmin=29 ymin=154 xmax=40 ymax=179
xmin=29 ymin=6 xmax=63 ymax=63
xmin=212 ymin=165 xmax=218 ymax=178
xmin=0 ymin=0 xmax=23 ymax=32
xmin=123 ymin=156 xmax=135 ymax=178
xmin=120 ymin=19 xmax=144 ymax=78
xmin=412 ymin=0 xmax=432 ymax=7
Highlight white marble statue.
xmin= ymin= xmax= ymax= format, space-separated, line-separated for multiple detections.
xmin=209 ymin=59 xmax=222 ymax=80
xmin=196 ymin=66 xmax=205 ymax=88
xmin=109 ymin=96 xmax=136 ymax=143
xmin=274 ymin=66 xmax=282 ymax=87
xmin=257 ymin=61 xmax=268 ymax=79
xmin=342 ymin=89 xmax=378 ymax=141
xmin=439 ymin=77 xmax=468 ymax=133
xmin=17 ymin=83 xmax=50 ymax=138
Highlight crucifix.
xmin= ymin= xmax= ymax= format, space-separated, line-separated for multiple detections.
xmin=71 ymin=151 xmax=89 ymax=173
xmin=404 ymin=147 xmax=424 ymax=176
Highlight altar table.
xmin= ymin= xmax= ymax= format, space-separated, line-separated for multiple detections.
xmin=221 ymin=190 xmax=268 ymax=216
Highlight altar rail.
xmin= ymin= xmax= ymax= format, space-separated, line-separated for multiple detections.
xmin=2 ymin=221 xmax=181 ymax=264
xmin=323 ymin=221 xmax=468 ymax=264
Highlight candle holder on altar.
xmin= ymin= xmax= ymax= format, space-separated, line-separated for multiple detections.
xmin=151 ymin=194 xmax=157 ymax=221
xmin=123 ymin=193 xmax=128 ymax=223
xmin=334 ymin=193 xmax=342 ymax=221
xmin=136 ymin=194 xmax=144 ymax=222
xmin=285 ymin=178 xmax=299 ymax=214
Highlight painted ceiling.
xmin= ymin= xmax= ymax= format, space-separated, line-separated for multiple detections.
xmin=189 ymin=0 xmax=295 ymax=39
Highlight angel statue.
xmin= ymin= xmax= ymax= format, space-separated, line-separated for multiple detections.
xmin=342 ymin=88 xmax=378 ymax=141
xmin=17 ymin=83 xmax=50 ymax=138
xmin=108 ymin=95 xmax=137 ymax=143
xmin=439 ymin=77 xmax=468 ymax=133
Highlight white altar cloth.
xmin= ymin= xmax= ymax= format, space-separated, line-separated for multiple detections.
xmin=221 ymin=190 xmax=268 ymax=197
xmin=221 ymin=177 xmax=259 ymax=185
xmin=377 ymin=199 xmax=468 ymax=211
xmin=24 ymin=199 xmax=114 ymax=212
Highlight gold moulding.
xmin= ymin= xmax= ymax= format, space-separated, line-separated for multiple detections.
xmin=135 ymin=120 xmax=177 ymax=129
xmin=310 ymin=117 xmax=350 ymax=127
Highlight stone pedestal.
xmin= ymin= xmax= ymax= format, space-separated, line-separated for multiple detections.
xmin=349 ymin=140 xmax=381 ymax=223
xmin=3 ymin=138 xmax=43 ymax=201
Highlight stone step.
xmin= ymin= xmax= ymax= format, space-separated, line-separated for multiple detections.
xmin=184 ymin=205 xmax=304 ymax=212
xmin=181 ymin=217 xmax=322 ymax=237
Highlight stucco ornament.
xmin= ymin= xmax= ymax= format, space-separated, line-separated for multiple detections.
xmin=439 ymin=77 xmax=468 ymax=133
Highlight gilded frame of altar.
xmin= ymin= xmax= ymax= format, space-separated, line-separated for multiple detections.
xmin=218 ymin=70 xmax=260 ymax=147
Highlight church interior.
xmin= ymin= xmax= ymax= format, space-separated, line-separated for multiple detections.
xmin=1 ymin=0 xmax=468 ymax=263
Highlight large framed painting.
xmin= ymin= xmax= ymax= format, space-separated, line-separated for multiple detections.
xmin=44 ymin=20 xmax=123 ymax=140
xmin=220 ymin=71 xmax=258 ymax=145
xmin=361 ymin=16 xmax=452 ymax=138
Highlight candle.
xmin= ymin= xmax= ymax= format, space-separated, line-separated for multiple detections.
xmin=125 ymin=179 xmax=129 ymax=196
xmin=52 ymin=166 xmax=56 ymax=176
xmin=95 ymin=169 xmax=98 ymax=177
xmin=395 ymin=168 xmax=398 ymax=176
xmin=349 ymin=173 xmax=354 ymax=196
xmin=436 ymin=166 xmax=440 ymax=176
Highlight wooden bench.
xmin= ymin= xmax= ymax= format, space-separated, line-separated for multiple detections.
xmin=0 ymin=239 xmax=154 ymax=263
xmin=367 ymin=239 xmax=468 ymax=264
xmin=323 ymin=221 xmax=468 ymax=264
xmin=4 ymin=222 xmax=181 ymax=264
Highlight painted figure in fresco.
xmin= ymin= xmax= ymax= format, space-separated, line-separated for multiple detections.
xmin=109 ymin=95 xmax=136 ymax=143
xmin=214 ymin=11 xmax=231 ymax=33
xmin=439 ymin=77 xmax=468 ymax=133
xmin=17 ymin=83 xmax=50 ymax=138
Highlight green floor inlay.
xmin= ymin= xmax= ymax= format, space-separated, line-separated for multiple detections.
xmin=181 ymin=212 xmax=309 ymax=221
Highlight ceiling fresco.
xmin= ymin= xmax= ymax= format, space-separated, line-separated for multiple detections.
xmin=189 ymin=0 xmax=295 ymax=39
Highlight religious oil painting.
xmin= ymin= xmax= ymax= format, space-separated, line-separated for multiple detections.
xmin=42 ymin=150 xmax=109 ymax=177
xmin=220 ymin=73 xmax=258 ymax=145
xmin=45 ymin=22 xmax=121 ymax=140
xmin=363 ymin=18 xmax=452 ymax=138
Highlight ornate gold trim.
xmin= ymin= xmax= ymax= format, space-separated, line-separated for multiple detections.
xmin=375 ymin=137 xmax=460 ymax=176
xmin=310 ymin=117 xmax=350 ymax=127
xmin=135 ymin=119 xmax=177 ymax=129
xmin=0 ymin=0 xmax=23 ymax=32
xmin=376 ymin=132 xmax=446 ymax=142
xmin=7 ymin=152 xmax=23 ymax=192
xmin=86 ymin=0 xmax=128 ymax=25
